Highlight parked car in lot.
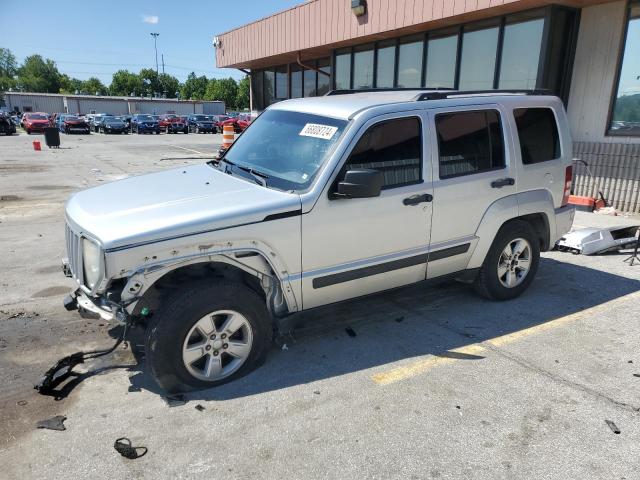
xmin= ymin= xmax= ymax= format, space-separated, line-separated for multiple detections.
xmin=60 ymin=115 xmax=91 ymax=134
xmin=218 ymin=113 xmax=253 ymax=133
xmin=22 ymin=112 xmax=50 ymax=134
xmin=187 ymin=114 xmax=217 ymax=133
xmin=98 ymin=116 xmax=129 ymax=134
xmin=117 ymin=115 xmax=132 ymax=132
xmin=0 ymin=112 xmax=17 ymax=135
xmin=60 ymin=89 xmax=575 ymax=393
xmin=159 ymin=114 xmax=188 ymax=134
xmin=131 ymin=114 xmax=161 ymax=134
xmin=212 ymin=114 xmax=230 ymax=131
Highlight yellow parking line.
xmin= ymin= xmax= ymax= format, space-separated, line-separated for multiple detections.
xmin=372 ymin=290 xmax=640 ymax=386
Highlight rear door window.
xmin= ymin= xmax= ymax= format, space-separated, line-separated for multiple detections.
xmin=435 ymin=110 xmax=505 ymax=179
xmin=514 ymin=108 xmax=561 ymax=164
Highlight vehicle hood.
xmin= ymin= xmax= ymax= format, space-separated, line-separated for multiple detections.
xmin=65 ymin=164 xmax=301 ymax=250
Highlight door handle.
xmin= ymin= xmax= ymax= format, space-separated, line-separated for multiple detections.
xmin=403 ymin=193 xmax=433 ymax=206
xmin=490 ymin=177 xmax=515 ymax=188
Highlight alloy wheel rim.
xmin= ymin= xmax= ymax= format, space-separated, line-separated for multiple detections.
xmin=497 ymin=237 xmax=532 ymax=288
xmin=182 ymin=310 xmax=253 ymax=382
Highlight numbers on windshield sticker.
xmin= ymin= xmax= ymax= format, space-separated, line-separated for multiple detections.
xmin=299 ymin=123 xmax=338 ymax=140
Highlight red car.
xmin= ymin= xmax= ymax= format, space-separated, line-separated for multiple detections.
xmin=159 ymin=114 xmax=188 ymax=134
xmin=218 ymin=113 xmax=253 ymax=133
xmin=22 ymin=112 xmax=51 ymax=134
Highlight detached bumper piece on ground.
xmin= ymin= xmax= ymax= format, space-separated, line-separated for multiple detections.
xmin=34 ymin=323 xmax=130 ymax=398
xmin=556 ymin=226 xmax=640 ymax=255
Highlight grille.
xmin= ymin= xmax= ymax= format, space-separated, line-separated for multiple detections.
xmin=65 ymin=223 xmax=83 ymax=284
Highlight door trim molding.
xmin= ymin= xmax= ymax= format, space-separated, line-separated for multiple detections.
xmin=312 ymin=243 xmax=471 ymax=289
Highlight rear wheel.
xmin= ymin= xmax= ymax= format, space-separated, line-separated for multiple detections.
xmin=145 ymin=280 xmax=272 ymax=393
xmin=474 ymin=220 xmax=539 ymax=301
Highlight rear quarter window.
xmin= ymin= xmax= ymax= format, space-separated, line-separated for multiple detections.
xmin=514 ymin=108 xmax=561 ymax=165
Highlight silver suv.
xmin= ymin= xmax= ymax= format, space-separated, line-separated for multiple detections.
xmin=62 ymin=90 xmax=575 ymax=392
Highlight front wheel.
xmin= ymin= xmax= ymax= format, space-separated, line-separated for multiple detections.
xmin=145 ymin=281 xmax=272 ymax=393
xmin=474 ymin=220 xmax=540 ymax=301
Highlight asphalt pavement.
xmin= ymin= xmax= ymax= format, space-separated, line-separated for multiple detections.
xmin=1 ymin=131 xmax=639 ymax=479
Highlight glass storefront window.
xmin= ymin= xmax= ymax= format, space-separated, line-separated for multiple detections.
xmin=499 ymin=18 xmax=544 ymax=89
xmin=353 ymin=45 xmax=374 ymax=89
xmin=264 ymin=70 xmax=275 ymax=105
xmin=459 ymin=26 xmax=499 ymax=90
xmin=275 ymin=65 xmax=288 ymax=99
xmin=251 ymin=70 xmax=264 ymax=110
xmin=425 ymin=33 xmax=458 ymax=88
xmin=396 ymin=36 xmax=423 ymax=88
xmin=291 ymin=66 xmax=303 ymax=98
xmin=376 ymin=41 xmax=396 ymax=88
xmin=335 ymin=49 xmax=351 ymax=89
xmin=609 ymin=4 xmax=640 ymax=136
xmin=317 ymin=58 xmax=331 ymax=95
xmin=303 ymin=68 xmax=316 ymax=97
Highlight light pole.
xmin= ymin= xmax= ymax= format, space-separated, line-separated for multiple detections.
xmin=150 ymin=33 xmax=159 ymax=77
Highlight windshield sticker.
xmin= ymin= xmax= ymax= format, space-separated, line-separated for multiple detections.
xmin=299 ymin=123 xmax=338 ymax=140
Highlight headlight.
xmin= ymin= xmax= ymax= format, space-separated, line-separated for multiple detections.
xmin=82 ymin=238 xmax=102 ymax=289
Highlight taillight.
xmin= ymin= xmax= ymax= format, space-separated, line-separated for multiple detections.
xmin=562 ymin=165 xmax=573 ymax=206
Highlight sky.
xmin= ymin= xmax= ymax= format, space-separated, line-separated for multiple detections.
xmin=0 ymin=0 xmax=302 ymax=84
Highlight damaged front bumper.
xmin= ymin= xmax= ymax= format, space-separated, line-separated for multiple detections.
xmin=63 ymin=288 xmax=129 ymax=324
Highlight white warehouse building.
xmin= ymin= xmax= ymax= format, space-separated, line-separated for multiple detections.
xmin=2 ymin=92 xmax=225 ymax=116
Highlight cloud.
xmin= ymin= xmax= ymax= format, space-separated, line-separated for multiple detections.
xmin=142 ymin=15 xmax=159 ymax=24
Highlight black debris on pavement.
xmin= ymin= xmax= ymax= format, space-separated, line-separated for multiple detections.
xmin=394 ymin=317 xmax=404 ymax=323
xmin=163 ymin=394 xmax=186 ymax=407
xmin=114 ymin=437 xmax=148 ymax=459
xmin=195 ymin=404 xmax=205 ymax=412
xmin=605 ymin=420 xmax=621 ymax=434
xmin=36 ymin=415 xmax=67 ymax=431
xmin=455 ymin=405 xmax=461 ymax=409
xmin=345 ymin=327 xmax=357 ymax=337
xmin=313 ymin=390 xmax=321 ymax=395
xmin=633 ymin=374 xmax=640 ymax=378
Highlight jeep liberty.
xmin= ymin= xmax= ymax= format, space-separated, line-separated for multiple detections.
xmin=61 ymin=90 xmax=575 ymax=392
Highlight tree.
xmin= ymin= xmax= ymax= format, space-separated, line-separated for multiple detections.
xmin=210 ymin=77 xmax=238 ymax=110
xmin=139 ymin=68 xmax=161 ymax=97
xmin=0 ymin=48 xmax=18 ymax=78
xmin=59 ymin=74 xmax=84 ymax=94
xmin=204 ymin=78 xmax=218 ymax=101
xmin=17 ymin=55 xmax=61 ymax=93
xmin=82 ymin=77 xmax=108 ymax=95
xmin=110 ymin=70 xmax=144 ymax=96
xmin=236 ymin=76 xmax=250 ymax=110
xmin=180 ymin=72 xmax=208 ymax=100
xmin=158 ymin=73 xmax=180 ymax=98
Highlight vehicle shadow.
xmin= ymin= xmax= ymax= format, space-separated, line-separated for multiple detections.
xmin=126 ymin=257 xmax=640 ymax=400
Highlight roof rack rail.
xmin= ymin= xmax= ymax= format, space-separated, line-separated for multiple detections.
xmin=325 ymin=87 xmax=455 ymax=96
xmin=415 ymin=89 xmax=552 ymax=101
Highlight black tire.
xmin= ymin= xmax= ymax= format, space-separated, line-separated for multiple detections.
xmin=145 ymin=280 xmax=272 ymax=393
xmin=474 ymin=220 xmax=540 ymax=301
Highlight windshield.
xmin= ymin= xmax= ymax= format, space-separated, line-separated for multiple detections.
xmin=29 ymin=114 xmax=48 ymax=120
xmin=222 ymin=109 xmax=348 ymax=191
xmin=137 ymin=115 xmax=154 ymax=121
xmin=194 ymin=115 xmax=212 ymax=121
xmin=65 ymin=116 xmax=79 ymax=121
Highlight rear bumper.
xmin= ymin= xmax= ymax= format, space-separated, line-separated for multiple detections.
xmin=554 ymin=205 xmax=576 ymax=243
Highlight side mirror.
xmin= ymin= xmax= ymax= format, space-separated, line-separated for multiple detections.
xmin=336 ymin=169 xmax=383 ymax=198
